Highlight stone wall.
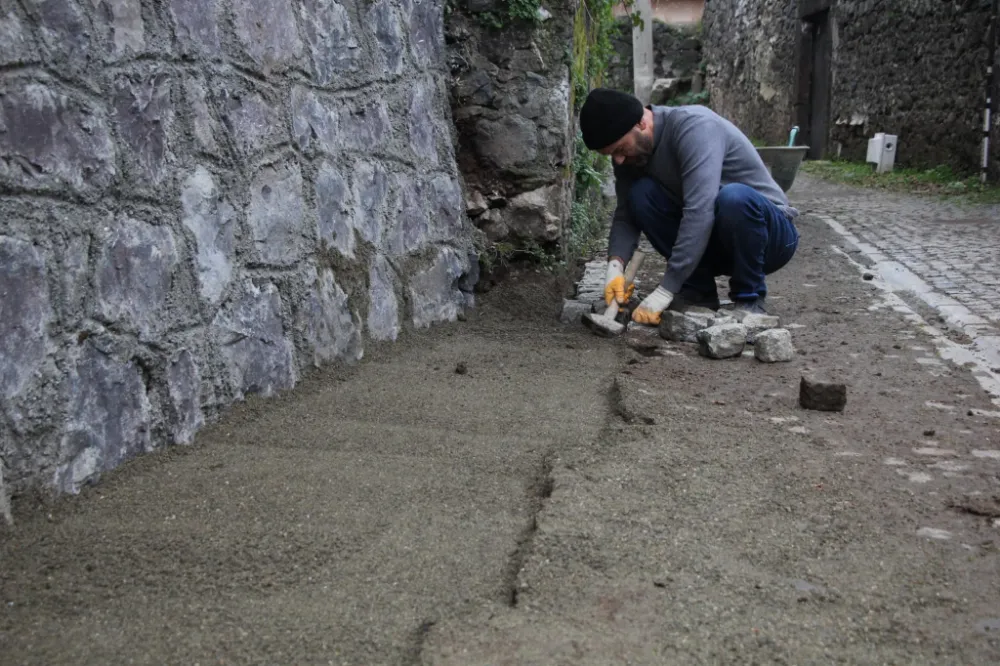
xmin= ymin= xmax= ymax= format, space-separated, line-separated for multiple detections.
xmin=445 ymin=1 xmax=575 ymax=256
xmin=703 ymin=0 xmax=1000 ymax=173
xmin=0 ymin=0 xmax=477 ymax=498
xmin=606 ymin=17 xmax=704 ymax=101
xmin=829 ymin=0 xmax=996 ymax=172
xmin=702 ymin=0 xmax=799 ymax=145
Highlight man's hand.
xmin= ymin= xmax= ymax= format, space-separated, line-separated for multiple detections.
xmin=632 ymin=286 xmax=674 ymax=325
xmin=604 ymin=258 xmax=634 ymax=306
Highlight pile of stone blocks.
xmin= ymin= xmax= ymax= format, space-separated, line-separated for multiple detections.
xmin=560 ymin=259 xmax=608 ymax=323
xmin=660 ymin=307 xmax=795 ymax=362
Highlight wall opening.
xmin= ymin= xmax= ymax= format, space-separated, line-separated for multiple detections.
xmin=796 ymin=8 xmax=833 ymax=159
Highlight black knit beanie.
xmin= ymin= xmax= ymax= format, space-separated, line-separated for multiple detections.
xmin=579 ymin=88 xmax=644 ymax=150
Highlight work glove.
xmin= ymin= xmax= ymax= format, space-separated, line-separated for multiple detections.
xmin=632 ymin=286 xmax=674 ymax=325
xmin=604 ymin=258 xmax=634 ymax=306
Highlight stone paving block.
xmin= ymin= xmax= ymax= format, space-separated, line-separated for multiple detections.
xmin=799 ymin=376 xmax=847 ymax=412
xmin=734 ymin=312 xmax=781 ymax=343
xmin=425 ymin=174 xmax=464 ymax=242
xmin=33 ymin=0 xmax=91 ymax=65
xmin=696 ymin=323 xmax=747 ymax=359
xmin=386 ymin=174 xmax=429 ymax=255
xmin=560 ymin=299 xmax=591 ymax=324
xmin=684 ymin=305 xmax=719 ymax=317
xmin=659 ymin=310 xmax=712 ymax=343
xmin=754 ymin=329 xmax=795 ymax=363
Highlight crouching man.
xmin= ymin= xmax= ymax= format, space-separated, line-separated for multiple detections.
xmin=579 ymin=88 xmax=800 ymax=324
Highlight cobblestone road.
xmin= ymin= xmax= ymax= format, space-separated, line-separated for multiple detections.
xmin=791 ymin=174 xmax=1000 ymax=390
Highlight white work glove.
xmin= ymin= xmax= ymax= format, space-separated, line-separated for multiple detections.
xmin=603 ymin=258 xmax=633 ymax=306
xmin=632 ymin=286 xmax=674 ymax=325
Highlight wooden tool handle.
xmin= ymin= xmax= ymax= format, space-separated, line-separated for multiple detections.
xmin=605 ymin=250 xmax=645 ymax=320
xmin=624 ymin=249 xmax=645 ymax=283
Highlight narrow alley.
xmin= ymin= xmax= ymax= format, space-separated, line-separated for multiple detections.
xmin=2 ymin=175 xmax=999 ymax=665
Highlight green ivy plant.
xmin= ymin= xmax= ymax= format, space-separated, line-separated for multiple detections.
xmin=564 ymin=0 xmax=642 ymax=263
xmin=507 ymin=0 xmax=542 ymax=22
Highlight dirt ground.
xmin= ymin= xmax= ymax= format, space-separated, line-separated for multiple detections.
xmin=2 ymin=179 xmax=1000 ymax=665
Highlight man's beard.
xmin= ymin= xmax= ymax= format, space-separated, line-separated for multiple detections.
xmin=624 ymin=132 xmax=654 ymax=167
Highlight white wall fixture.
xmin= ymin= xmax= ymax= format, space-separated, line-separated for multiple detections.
xmin=866 ymin=133 xmax=898 ymax=173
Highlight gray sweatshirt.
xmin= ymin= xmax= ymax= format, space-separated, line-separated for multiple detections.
xmin=607 ymin=104 xmax=798 ymax=294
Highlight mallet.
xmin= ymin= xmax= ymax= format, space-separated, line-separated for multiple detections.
xmin=581 ymin=250 xmax=645 ymax=337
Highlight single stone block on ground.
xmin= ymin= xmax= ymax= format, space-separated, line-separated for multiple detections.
xmin=735 ymin=312 xmax=781 ymax=343
xmin=560 ymin=299 xmax=591 ymax=324
xmin=754 ymin=328 xmax=794 ymax=362
xmin=683 ymin=305 xmax=719 ymax=317
xmin=696 ymin=323 xmax=747 ymax=359
xmin=660 ymin=310 xmax=713 ymax=343
xmin=800 ymin=376 xmax=847 ymax=412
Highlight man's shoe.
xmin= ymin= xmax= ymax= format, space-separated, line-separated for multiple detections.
xmin=731 ymin=297 xmax=768 ymax=315
xmin=668 ymin=286 xmax=721 ymax=312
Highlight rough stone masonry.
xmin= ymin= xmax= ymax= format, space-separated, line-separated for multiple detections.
xmin=703 ymin=0 xmax=999 ymax=174
xmin=445 ymin=0 xmax=576 ymax=252
xmin=0 ymin=0 xmax=478 ymax=497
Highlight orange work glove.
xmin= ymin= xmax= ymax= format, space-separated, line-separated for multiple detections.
xmin=603 ymin=258 xmax=634 ymax=306
xmin=631 ymin=286 xmax=674 ymax=325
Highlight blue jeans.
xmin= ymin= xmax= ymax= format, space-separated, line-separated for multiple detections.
xmin=628 ymin=178 xmax=799 ymax=301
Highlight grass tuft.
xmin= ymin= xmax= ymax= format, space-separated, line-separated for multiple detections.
xmin=800 ymin=160 xmax=1000 ymax=204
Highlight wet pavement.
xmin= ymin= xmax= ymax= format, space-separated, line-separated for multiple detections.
xmin=793 ymin=174 xmax=1000 ymax=388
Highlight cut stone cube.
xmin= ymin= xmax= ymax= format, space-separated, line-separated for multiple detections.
xmin=696 ymin=323 xmax=748 ymax=359
xmin=659 ymin=310 xmax=713 ymax=343
xmin=754 ymin=328 xmax=794 ymax=362
xmin=738 ymin=313 xmax=781 ymax=343
xmin=799 ymin=376 xmax=847 ymax=412
xmin=560 ymin=299 xmax=592 ymax=324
